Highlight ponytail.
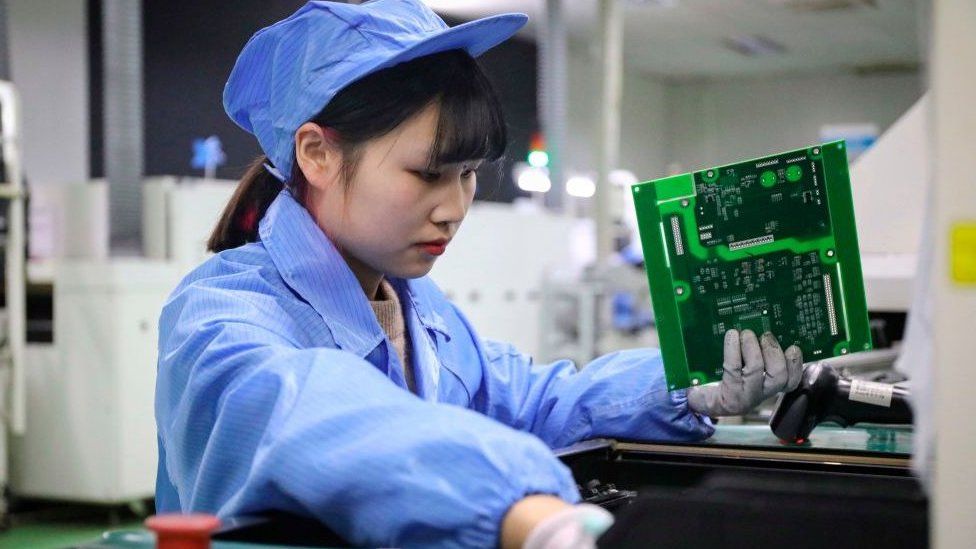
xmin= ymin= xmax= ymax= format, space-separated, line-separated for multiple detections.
xmin=207 ymin=156 xmax=284 ymax=252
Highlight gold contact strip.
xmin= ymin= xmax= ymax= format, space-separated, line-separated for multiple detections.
xmin=823 ymin=273 xmax=839 ymax=336
xmin=728 ymin=234 xmax=774 ymax=251
xmin=671 ymin=216 xmax=685 ymax=256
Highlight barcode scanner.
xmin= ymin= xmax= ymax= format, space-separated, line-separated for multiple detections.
xmin=769 ymin=361 xmax=913 ymax=443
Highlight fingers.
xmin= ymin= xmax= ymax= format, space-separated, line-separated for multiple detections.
xmin=740 ymin=330 xmax=765 ymax=407
xmin=722 ymin=329 xmax=743 ymax=378
xmin=784 ymin=345 xmax=804 ymax=391
xmin=760 ymin=332 xmax=788 ymax=397
xmin=719 ymin=329 xmax=745 ymax=413
xmin=708 ymin=330 xmax=799 ymax=417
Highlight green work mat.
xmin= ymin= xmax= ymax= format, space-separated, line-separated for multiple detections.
xmin=76 ymin=529 xmax=325 ymax=548
xmin=703 ymin=424 xmax=912 ymax=455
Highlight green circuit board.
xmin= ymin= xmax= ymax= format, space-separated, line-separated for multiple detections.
xmin=632 ymin=141 xmax=872 ymax=390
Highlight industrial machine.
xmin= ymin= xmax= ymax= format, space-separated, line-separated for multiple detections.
xmin=5 ymin=178 xmax=223 ymax=507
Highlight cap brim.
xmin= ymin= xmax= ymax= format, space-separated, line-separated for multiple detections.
xmin=381 ymin=13 xmax=529 ymax=72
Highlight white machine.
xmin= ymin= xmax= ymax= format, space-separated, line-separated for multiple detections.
xmin=850 ymin=94 xmax=928 ymax=313
xmin=12 ymin=261 xmax=179 ymax=504
xmin=6 ymin=178 xmax=232 ymax=505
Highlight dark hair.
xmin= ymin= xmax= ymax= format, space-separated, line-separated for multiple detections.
xmin=208 ymin=49 xmax=508 ymax=252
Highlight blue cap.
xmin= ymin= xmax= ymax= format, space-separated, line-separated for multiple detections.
xmin=223 ymin=0 xmax=528 ymax=183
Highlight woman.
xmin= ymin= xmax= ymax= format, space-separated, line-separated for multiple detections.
xmin=154 ymin=1 xmax=803 ymax=547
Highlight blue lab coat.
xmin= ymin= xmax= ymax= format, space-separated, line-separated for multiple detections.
xmin=154 ymin=190 xmax=713 ymax=548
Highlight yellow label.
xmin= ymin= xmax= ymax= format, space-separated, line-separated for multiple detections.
xmin=951 ymin=223 xmax=976 ymax=284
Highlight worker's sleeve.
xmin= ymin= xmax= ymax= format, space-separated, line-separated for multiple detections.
xmin=155 ymin=286 xmax=580 ymax=548
xmin=473 ymin=339 xmax=715 ymax=448
xmin=445 ymin=304 xmax=714 ymax=448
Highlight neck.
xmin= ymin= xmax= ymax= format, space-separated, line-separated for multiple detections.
xmin=343 ymin=252 xmax=384 ymax=300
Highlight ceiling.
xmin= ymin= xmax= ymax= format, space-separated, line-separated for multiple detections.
xmin=422 ymin=0 xmax=923 ymax=80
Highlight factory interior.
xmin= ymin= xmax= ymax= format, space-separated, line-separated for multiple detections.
xmin=0 ymin=0 xmax=972 ymax=548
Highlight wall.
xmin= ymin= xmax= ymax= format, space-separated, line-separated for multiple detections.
xmin=565 ymin=49 xmax=670 ymax=183
xmin=89 ymin=0 xmax=307 ymax=182
xmin=663 ymin=71 xmax=924 ymax=173
xmin=8 ymin=0 xmax=88 ymax=187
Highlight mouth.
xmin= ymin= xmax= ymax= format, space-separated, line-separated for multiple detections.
xmin=416 ymin=239 xmax=449 ymax=256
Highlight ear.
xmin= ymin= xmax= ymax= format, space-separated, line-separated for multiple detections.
xmin=294 ymin=122 xmax=342 ymax=191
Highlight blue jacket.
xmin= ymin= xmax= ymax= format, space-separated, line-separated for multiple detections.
xmin=155 ymin=190 xmax=713 ymax=548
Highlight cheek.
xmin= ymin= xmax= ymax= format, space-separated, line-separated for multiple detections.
xmin=306 ymin=189 xmax=342 ymax=238
xmin=348 ymin=187 xmax=427 ymax=240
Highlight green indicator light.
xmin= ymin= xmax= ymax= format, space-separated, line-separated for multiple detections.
xmin=528 ymin=150 xmax=549 ymax=168
xmin=786 ymin=165 xmax=803 ymax=182
xmin=760 ymin=170 xmax=777 ymax=187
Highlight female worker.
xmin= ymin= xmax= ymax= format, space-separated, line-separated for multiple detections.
xmin=154 ymin=1 xmax=804 ymax=547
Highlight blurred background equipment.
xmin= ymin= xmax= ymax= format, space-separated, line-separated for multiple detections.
xmin=0 ymin=78 xmax=26 ymax=530
xmin=3 ymin=0 xmax=974 ymax=547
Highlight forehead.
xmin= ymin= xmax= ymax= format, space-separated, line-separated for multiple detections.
xmin=372 ymin=104 xmax=440 ymax=163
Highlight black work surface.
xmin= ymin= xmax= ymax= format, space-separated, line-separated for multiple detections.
xmin=597 ymin=468 xmax=927 ymax=549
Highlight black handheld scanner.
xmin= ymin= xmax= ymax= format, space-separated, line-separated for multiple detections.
xmin=769 ymin=362 xmax=913 ymax=443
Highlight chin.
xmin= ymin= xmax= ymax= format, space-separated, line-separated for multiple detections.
xmin=390 ymin=262 xmax=435 ymax=280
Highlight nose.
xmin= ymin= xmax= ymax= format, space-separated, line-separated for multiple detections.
xmin=430 ymin=175 xmax=473 ymax=232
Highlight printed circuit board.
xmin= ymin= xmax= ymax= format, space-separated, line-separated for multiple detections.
xmin=632 ymin=141 xmax=872 ymax=390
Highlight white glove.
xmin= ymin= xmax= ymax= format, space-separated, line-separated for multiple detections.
xmin=522 ymin=503 xmax=614 ymax=549
xmin=687 ymin=329 xmax=803 ymax=417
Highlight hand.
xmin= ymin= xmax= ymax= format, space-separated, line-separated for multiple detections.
xmin=687 ymin=329 xmax=803 ymax=417
xmin=522 ymin=503 xmax=614 ymax=549
xmin=501 ymin=496 xmax=613 ymax=549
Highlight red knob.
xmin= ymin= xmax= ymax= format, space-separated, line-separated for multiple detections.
xmin=145 ymin=513 xmax=221 ymax=549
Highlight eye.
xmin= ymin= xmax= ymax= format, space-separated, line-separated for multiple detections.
xmin=460 ymin=167 xmax=476 ymax=179
xmin=415 ymin=170 xmax=441 ymax=183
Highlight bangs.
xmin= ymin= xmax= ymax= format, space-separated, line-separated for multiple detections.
xmin=427 ymin=54 xmax=507 ymax=167
xmin=312 ymin=49 xmax=508 ymax=171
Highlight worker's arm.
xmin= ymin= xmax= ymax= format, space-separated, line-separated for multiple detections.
xmin=443 ymin=305 xmax=715 ymax=448
xmin=155 ymin=281 xmax=579 ymax=548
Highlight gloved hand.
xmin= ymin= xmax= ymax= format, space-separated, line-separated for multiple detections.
xmin=687 ymin=329 xmax=803 ymax=417
xmin=522 ymin=503 xmax=614 ymax=549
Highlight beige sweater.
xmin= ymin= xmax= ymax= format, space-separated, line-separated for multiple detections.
xmin=369 ymin=279 xmax=416 ymax=393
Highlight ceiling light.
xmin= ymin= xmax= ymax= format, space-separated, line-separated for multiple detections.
xmin=518 ymin=167 xmax=552 ymax=193
xmin=566 ymin=176 xmax=596 ymax=198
